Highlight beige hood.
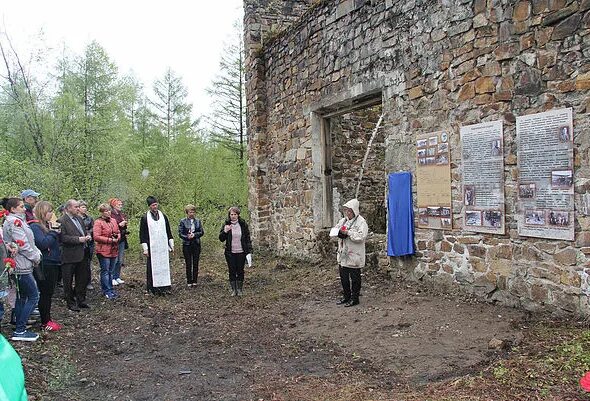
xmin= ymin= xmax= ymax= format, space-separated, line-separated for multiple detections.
xmin=343 ymin=198 xmax=360 ymax=217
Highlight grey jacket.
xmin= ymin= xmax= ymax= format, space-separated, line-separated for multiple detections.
xmin=2 ymin=214 xmax=42 ymax=275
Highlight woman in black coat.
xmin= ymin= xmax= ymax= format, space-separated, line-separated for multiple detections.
xmin=218 ymin=206 xmax=252 ymax=296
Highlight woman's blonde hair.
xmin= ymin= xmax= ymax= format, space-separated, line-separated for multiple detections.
xmin=98 ymin=203 xmax=112 ymax=213
xmin=33 ymin=201 xmax=53 ymax=229
xmin=184 ymin=204 xmax=196 ymax=214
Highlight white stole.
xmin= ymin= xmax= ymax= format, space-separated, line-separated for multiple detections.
xmin=147 ymin=211 xmax=171 ymax=287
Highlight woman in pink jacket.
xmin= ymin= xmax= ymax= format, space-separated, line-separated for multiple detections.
xmin=93 ymin=204 xmax=120 ymax=299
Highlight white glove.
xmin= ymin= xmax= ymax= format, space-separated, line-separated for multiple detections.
xmin=141 ymin=243 xmax=148 ymax=253
xmin=168 ymin=238 xmax=174 ymax=251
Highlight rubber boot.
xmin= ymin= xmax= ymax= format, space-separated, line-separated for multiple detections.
xmin=230 ymin=281 xmax=237 ymax=296
xmin=237 ymin=281 xmax=243 ymax=296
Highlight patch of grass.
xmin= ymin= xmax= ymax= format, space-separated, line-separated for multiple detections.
xmin=493 ymin=364 xmax=510 ymax=383
xmin=46 ymin=347 xmax=77 ymax=392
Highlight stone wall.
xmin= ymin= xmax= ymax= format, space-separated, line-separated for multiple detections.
xmin=244 ymin=0 xmax=590 ymax=315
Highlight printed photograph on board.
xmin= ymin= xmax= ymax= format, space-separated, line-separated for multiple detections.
xmin=425 ymin=156 xmax=436 ymax=165
xmin=464 ymin=185 xmax=475 ymax=206
xmin=417 ymin=149 xmax=427 ymax=158
xmin=558 ymin=126 xmax=571 ymax=142
xmin=428 ymin=136 xmax=438 ymax=146
xmin=418 ymin=157 xmax=426 ymax=165
xmin=427 ymin=206 xmax=442 ymax=216
xmin=441 ymin=217 xmax=452 ymax=228
xmin=482 ymin=210 xmax=502 ymax=228
xmin=438 ymin=143 xmax=449 ymax=153
xmin=551 ymin=170 xmax=573 ymax=189
xmin=418 ymin=207 xmax=428 ymax=216
xmin=518 ymin=183 xmax=536 ymax=199
xmin=427 ymin=147 xmax=436 ymax=156
xmin=548 ymin=210 xmax=569 ymax=227
xmin=465 ymin=211 xmax=482 ymax=226
xmin=441 ymin=207 xmax=451 ymax=217
xmin=417 ymin=139 xmax=428 ymax=148
xmin=525 ymin=210 xmax=545 ymax=226
xmin=440 ymin=132 xmax=448 ymax=142
xmin=490 ymin=139 xmax=502 ymax=156
xmin=419 ymin=215 xmax=429 ymax=226
xmin=436 ymin=152 xmax=449 ymax=165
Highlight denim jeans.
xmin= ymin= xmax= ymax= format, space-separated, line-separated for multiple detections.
xmin=14 ymin=273 xmax=40 ymax=333
xmin=113 ymin=241 xmax=126 ymax=280
xmin=97 ymin=254 xmax=116 ymax=295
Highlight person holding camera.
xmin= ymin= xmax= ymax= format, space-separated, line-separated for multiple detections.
xmin=93 ymin=203 xmax=120 ymax=299
xmin=109 ymin=198 xmax=128 ymax=286
xmin=29 ymin=201 xmax=63 ymax=331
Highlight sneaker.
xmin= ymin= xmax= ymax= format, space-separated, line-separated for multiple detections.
xmin=105 ymin=292 xmax=118 ymax=300
xmin=11 ymin=330 xmax=39 ymax=342
xmin=116 ymin=278 xmax=125 ymax=284
xmin=86 ymin=284 xmax=94 ymax=290
xmin=112 ymin=279 xmax=119 ymax=286
xmin=30 ymin=308 xmax=40 ymax=317
xmin=42 ymin=321 xmax=62 ymax=331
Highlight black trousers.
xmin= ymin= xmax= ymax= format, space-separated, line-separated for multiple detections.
xmin=183 ymin=242 xmax=201 ymax=284
xmin=225 ymin=252 xmax=246 ymax=282
xmin=36 ymin=263 xmax=60 ymax=325
xmin=62 ymin=258 xmax=89 ymax=306
xmin=339 ymin=265 xmax=361 ymax=302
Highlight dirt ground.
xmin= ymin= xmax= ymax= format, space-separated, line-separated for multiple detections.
xmin=2 ymin=249 xmax=570 ymax=401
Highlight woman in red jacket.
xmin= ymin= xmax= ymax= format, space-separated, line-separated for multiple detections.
xmin=93 ymin=204 xmax=120 ymax=299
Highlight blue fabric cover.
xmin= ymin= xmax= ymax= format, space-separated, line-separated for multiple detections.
xmin=387 ymin=172 xmax=415 ymax=257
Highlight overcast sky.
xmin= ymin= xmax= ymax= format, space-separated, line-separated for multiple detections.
xmin=0 ymin=0 xmax=244 ymax=119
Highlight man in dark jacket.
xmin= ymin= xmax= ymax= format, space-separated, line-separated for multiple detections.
xmin=58 ymin=199 xmax=92 ymax=311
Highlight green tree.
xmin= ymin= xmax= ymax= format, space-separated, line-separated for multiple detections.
xmin=206 ymin=21 xmax=246 ymax=167
xmin=151 ymin=68 xmax=194 ymax=144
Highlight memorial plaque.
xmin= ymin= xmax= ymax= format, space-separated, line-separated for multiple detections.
xmin=516 ymin=108 xmax=574 ymax=241
xmin=416 ymin=131 xmax=452 ymax=230
xmin=460 ymin=121 xmax=505 ymax=234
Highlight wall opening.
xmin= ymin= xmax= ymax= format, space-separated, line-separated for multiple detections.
xmin=320 ymin=96 xmax=386 ymax=234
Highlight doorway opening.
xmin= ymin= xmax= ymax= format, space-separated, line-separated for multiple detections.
xmin=319 ymin=95 xmax=386 ymax=234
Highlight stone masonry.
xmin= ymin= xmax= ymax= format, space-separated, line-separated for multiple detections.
xmin=244 ymin=0 xmax=590 ymax=316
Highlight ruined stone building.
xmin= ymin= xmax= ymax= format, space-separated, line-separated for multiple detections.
xmin=243 ymin=0 xmax=590 ymax=315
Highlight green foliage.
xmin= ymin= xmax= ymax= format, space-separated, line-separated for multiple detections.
xmin=493 ymin=364 xmax=510 ymax=383
xmin=0 ymin=36 xmax=248 ymax=250
xmin=205 ymin=20 xmax=247 ymax=167
xmin=548 ymin=329 xmax=590 ymax=372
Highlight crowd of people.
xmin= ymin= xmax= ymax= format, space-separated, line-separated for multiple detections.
xmin=0 ymin=191 xmax=256 ymax=343
xmin=1 ymin=189 xmax=368 ymax=343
